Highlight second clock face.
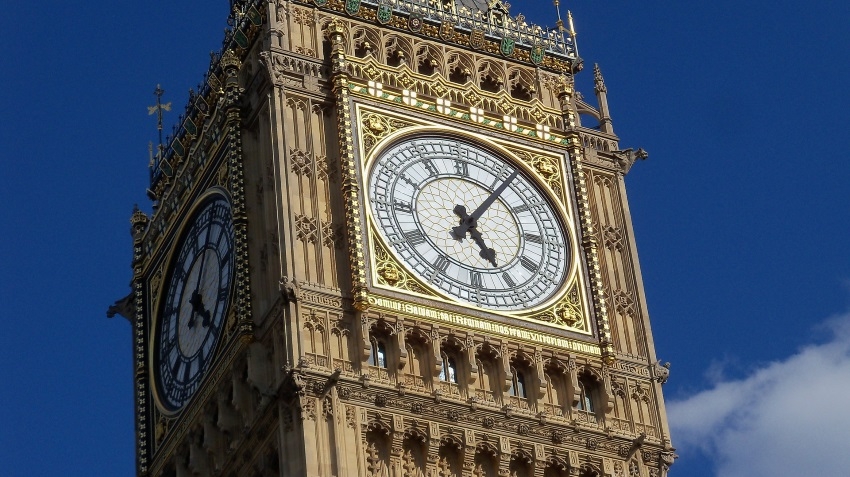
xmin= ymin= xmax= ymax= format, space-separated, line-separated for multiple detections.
xmin=368 ymin=135 xmax=570 ymax=312
xmin=155 ymin=193 xmax=235 ymax=412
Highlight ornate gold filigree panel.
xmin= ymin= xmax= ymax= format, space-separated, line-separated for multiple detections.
xmin=372 ymin=237 xmax=435 ymax=298
xmin=360 ymin=112 xmax=417 ymax=158
xmin=531 ymin=283 xmax=587 ymax=331
xmin=502 ymin=147 xmax=565 ymax=204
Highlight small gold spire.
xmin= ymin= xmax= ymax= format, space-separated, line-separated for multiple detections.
xmin=567 ymin=10 xmax=579 ymax=58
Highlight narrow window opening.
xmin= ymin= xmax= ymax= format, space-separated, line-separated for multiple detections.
xmin=510 ymin=368 xmax=527 ymax=398
xmin=372 ymin=338 xmax=387 ymax=368
xmin=440 ymin=353 xmax=458 ymax=383
xmin=576 ymin=377 xmax=595 ymax=413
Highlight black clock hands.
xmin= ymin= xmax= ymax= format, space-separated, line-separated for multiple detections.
xmin=188 ymin=290 xmax=212 ymax=328
xmin=452 ymin=206 xmax=498 ymax=266
xmin=188 ymin=210 xmax=216 ymax=329
xmin=451 ymin=170 xmax=519 ymax=267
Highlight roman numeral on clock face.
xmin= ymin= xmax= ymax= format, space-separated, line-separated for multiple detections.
xmin=433 ymin=255 xmax=450 ymax=272
xmin=394 ymin=200 xmax=412 ymax=213
xmin=520 ymin=256 xmax=538 ymax=272
xmin=422 ymin=159 xmax=438 ymax=177
xmin=502 ymin=272 xmax=516 ymax=287
xmin=405 ymin=229 xmax=427 ymax=246
xmin=454 ymin=160 xmax=469 ymax=177
xmin=524 ymin=233 xmax=543 ymax=244
xmin=430 ymin=255 xmax=450 ymax=280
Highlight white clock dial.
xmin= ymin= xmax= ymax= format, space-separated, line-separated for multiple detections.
xmin=154 ymin=193 xmax=234 ymax=412
xmin=368 ymin=135 xmax=570 ymax=311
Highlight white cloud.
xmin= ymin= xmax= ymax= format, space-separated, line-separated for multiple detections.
xmin=668 ymin=313 xmax=850 ymax=477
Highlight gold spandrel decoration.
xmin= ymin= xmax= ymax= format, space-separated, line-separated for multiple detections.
xmin=150 ymin=266 xmax=163 ymax=312
xmin=217 ymin=161 xmax=229 ymax=188
xmin=530 ymin=283 xmax=587 ymax=331
xmin=361 ymin=112 xmax=417 ymax=158
xmin=154 ymin=415 xmax=174 ymax=448
xmin=505 ymin=148 xmax=564 ymax=202
xmin=224 ymin=307 xmax=239 ymax=339
xmin=373 ymin=238 xmax=435 ymax=297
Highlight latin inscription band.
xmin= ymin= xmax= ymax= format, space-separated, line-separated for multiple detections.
xmin=368 ymin=295 xmax=599 ymax=355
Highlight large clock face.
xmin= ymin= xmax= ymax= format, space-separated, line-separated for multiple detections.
xmin=368 ymin=134 xmax=570 ymax=311
xmin=154 ymin=193 xmax=235 ymax=412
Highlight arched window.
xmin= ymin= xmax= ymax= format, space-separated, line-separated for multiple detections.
xmin=371 ymin=337 xmax=387 ymax=368
xmin=439 ymin=353 xmax=458 ymax=383
xmin=509 ymin=367 xmax=527 ymax=398
xmin=576 ymin=375 xmax=596 ymax=413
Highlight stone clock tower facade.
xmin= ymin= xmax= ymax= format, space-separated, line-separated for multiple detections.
xmin=116 ymin=0 xmax=676 ymax=476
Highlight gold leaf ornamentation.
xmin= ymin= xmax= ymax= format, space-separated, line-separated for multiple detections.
xmin=463 ymin=89 xmax=482 ymax=106
xmin=531 ymin=283 xmax=585 ymax=330
xmin=431 ymin=81 xmax=449 ymax=99
xmin=529 ymin=105 xmax=548 ymax=124
xmin=508 ymin=149 xmax=564 ymax=201
xmin=373 ymin=238 xmax=435 ymax=297
xmin=217 ymin=162 xmax=229 ymax=188
xmin=397 ymin=72 xmax=415 ymax=90
xmin=497 ymin=96 xmax=517 ymax=116
xmin=360 ymin=112 xmax=416 ymax=157
xmin=362 ymin=63 xmax=381 ymax=80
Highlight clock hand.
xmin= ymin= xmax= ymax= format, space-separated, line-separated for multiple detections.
xmin=451 ymin=170 xmax=518 ymax=240
xmin=450 ymin=206 xmax=498 ymax=267
xmin=189 ymin=208 xmax=217 ymax=328
xmin=468 ymin=227 xmax=497 ymax=267
xmin=188 ymin=290 xmax=213 ymax=328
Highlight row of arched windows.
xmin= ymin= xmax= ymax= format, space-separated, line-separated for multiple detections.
xmin=368 ymin=330 xmax=602 ymax=417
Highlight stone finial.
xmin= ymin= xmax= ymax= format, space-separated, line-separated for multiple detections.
xmin=220 ymin=49 xmax=242 ymax=77
xmin=130 ymin=204 xmax=149 ymax=239
xmin=593 ymin=63 xmax=607 ymax=94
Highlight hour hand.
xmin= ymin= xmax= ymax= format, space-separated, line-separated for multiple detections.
xmin=451 ymin=205 xmax=474 ymax=241
xmin=188 ymin=290 xmax=212 ymax=328
xmin=468 ymin=227 xmax=497 ymax=267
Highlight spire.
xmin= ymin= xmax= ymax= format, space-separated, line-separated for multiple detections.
xmin=593 ymin=63 xmax=613 ymax=134
xmin=593 ymin=63 xmax=607 ymax=94
xmin=567 ymin=10 xmax=579 ymax=59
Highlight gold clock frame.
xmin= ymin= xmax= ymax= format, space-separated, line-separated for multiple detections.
xmin=148 ymin=187 xmax=237 ymax=417
xmin=355 ymin=106 xmax=593 ymax=335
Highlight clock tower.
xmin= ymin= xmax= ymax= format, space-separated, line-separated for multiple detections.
xmin=113 ymin=0 xmax=676 ymax=476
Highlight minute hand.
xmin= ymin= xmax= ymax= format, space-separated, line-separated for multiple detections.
xmin=471 ymin=170 xmax=518 ymax=220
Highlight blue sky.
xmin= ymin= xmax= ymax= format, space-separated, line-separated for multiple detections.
xmin=2 ymin=1 xmax=850 ymax=476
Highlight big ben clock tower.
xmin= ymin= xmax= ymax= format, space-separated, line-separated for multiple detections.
xmin=113 ymin=0 xmax=676 ymax=475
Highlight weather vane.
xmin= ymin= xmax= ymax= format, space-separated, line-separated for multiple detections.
xmin=147 ymin=84 xmax=171 ymax=178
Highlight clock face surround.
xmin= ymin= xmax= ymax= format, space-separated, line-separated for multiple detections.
xmin=154 ymin=193 xmax=235 ymax=412
xmin=367 ymin=133 xmax=570 ymax=312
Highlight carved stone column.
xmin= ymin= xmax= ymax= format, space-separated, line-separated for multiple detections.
xmin=533 ymin=444 xmax=547 ymax=477
xmin=500 ymin=343 xmax=513 ymax=395
xmin=325 ymin=19 xmax=370 ymax=311
xmin=426 ymin=422 xmax=441 ymax=477
xmin=395 ymin=319 xmax=408 ymax=370
xmin=498 ymin=437 xmax=511 ymax=477
xmin=464 ymin=335 xmax=478 ymax=387
xmin=534 ymin=348 xmax=548 ymax=408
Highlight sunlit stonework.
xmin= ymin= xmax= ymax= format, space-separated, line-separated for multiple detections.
xmin=112 ymin=0 xmax=675 ymax=475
